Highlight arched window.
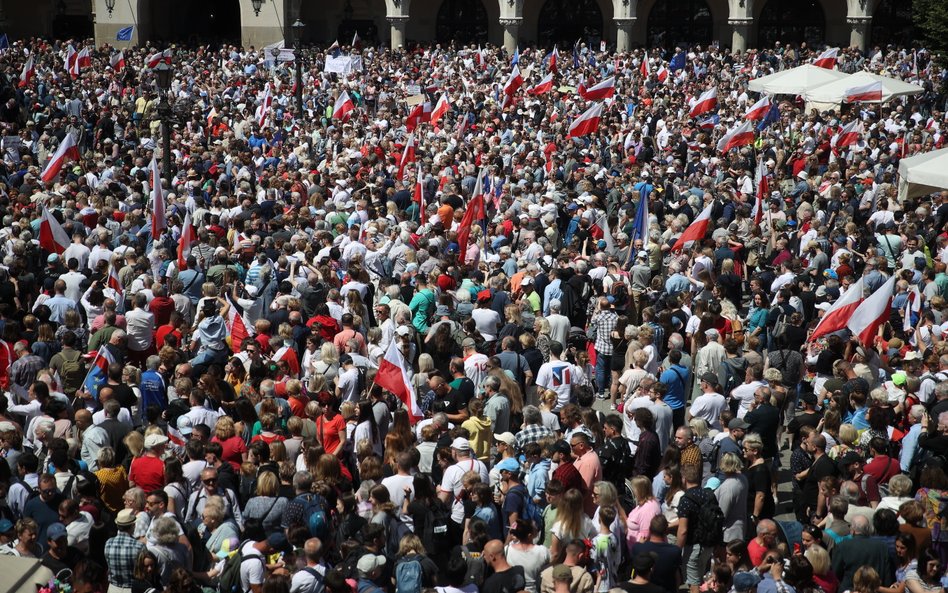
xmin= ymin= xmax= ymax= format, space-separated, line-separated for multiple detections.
xmin=757 ymin=0 xmax=825 ymax=48
xmin=436 ymin=0 xmax=489 ymax=45
xmin=647 ymin=0 xmax=712 ymax=48
xmin=537 ymin=0 xmax=604 ymax=47
xmin=871 ymin=0 xmax=913 ymax=47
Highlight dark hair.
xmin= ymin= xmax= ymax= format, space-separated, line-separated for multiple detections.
xmin=872 ymin=508 xmax=900 ymax=537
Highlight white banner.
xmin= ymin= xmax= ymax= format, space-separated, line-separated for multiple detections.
xmin=323 ymin=55 xmax=363 ymax=74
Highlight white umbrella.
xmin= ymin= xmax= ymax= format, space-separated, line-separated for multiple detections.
xmin=804 ymin=71 xmax=923 ymax=104
xmin=747 ymin=64 xmax=848 ymax=95
xmin=898 ymin=146 xmax=948 ymax=201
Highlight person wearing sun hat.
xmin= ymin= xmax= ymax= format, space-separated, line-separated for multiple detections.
xmin=104 ymin=509 xmax=145 ymax=593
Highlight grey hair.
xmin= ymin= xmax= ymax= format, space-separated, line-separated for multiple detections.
xmin=431 ymin=412 xmax=449 ymax=428
xmin=522 ymin=405 xmax=542 ymax=425
xmin=146 ymin=355 xmax=161 ymax=370
xmin=910 ymin=405 xmax=926 ymax=422
xmin=292 ymin=471 xmax=313 ymax=493
xmin=850 ymin=514 xmax=871 ymax=536
xmin=841 ymin=481 xmax=861 ymax=505
xmin=668 ymin=333 xmax=684 ymax=350
xmin=484 ymin=375 xmax=502 ymax=392
xmin=935 ymin=382 xmax=948 ymax=400
xmin=153 ymin=516 xmax=181 ymax=546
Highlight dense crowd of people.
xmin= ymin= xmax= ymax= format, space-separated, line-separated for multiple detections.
xmin=0 ymin=32 xmax=945 ymax=593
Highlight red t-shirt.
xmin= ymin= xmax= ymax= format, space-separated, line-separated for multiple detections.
xmin=316 ymin=413 xmax=347 ymax=456
xmin=864 ymin=455 xmax=901 ymax=485
xmin=129 ymin=455 xmax=166 ymax=492
xmin=150 ymin=296 xmax=176 ymax=327
xmin=155 ymin=325 xmax=183 ymax=349
xmin=289 ymin=395 xmax=309 ymax=418
xmin=747 ymin=537 xmax=771 ymax=567
xmin=211 ymin=435 xmax=247 ymax=471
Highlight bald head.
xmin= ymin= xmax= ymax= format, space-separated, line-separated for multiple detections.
xmin=304 ymin=538 xmax=323 ymax=563
xmin=75 ymin=409 xmax=93 ymax=429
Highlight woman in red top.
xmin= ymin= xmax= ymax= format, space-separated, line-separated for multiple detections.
xmin=210 ymin=416 xmax=246 ymax=471
xmin=315 ymin=399 xmax=347 ymax=458
xmin=251 ymin=413 xmax=286 ymax=445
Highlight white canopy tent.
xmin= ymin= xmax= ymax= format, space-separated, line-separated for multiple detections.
xmin=804 ymin=71 xmax=923 ymax=104
xmin=898 ymin=147 xmax=948 ymax=201
xmin=747 ymin=64 xmax=849 ymax=95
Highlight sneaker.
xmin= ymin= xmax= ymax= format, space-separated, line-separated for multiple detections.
xmin=610 ymin=403 xmax=618 ymax=411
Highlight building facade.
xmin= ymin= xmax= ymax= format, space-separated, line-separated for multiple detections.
xmin=2 ymin=0 xmax=914 ymax=54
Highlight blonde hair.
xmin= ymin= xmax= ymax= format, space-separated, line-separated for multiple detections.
xmin=689 ymin=417 xmax=710 ymax=438
xmin=255 ymin=471 xmax=279 ymax=497
xmin=320 ymin=342 xmax=339 ymax=365
xmin=214 ymin=416 xmax=237 ymax=440
xmin=743 ymin=432 xmax=764 ymax=453
xmin=340 ymin=401 xmax=357 ymax=420
xmin=719 ymin=451 xmax=743 ymax=474
xmin=124 ymin=431 xmax=144 ymax=458
xmin=805 ymin=545 xmax=831 ymax=576
xmin=631 ymin=475 xmax=654 ymax=504
xmin=838 ymin=424 xmax=858 ymax=446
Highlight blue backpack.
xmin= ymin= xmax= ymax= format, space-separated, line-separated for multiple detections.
xmin=295 ymin=493 xmax=329 ymax=539
xmin=510 ymin=484 xmax=544 ymax=539
xmin=394 ymin=557 xmax=424 ymax=593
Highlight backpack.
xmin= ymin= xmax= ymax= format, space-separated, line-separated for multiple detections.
xmin=57 ymin=350 xmax=85 ymax=395
xmin=65 ymin=469 xmax=100 ymax=498
xmin=721 ymin=358 xmax=746 ymax=397
xmin=386 ymin=514 xmax=412 ymax=556
xmin=683 ymin=489 xmax=725 ymax=548
xmin=394 ymin=557 xmax=424 ymax=593
xmin=217 ymin=541 xmax=264 ymax=593
xmin=509 ymin=484 xmax=544 ymax=539
xmin=295 ymin=493 xmax=330 ymax=539
xmin=609 ymin=275 xmax=629 ymax=309
xmin=421 ymin=499 xmax=451 ymax=551
xmin=771 ymin=313 xmax=788 ymax=340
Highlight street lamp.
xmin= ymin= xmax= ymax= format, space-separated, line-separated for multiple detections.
xmin=105 ymin=0 xmax=115 ymax=16
xmin=153 ymin=61 xmax=174 ymax=190
xmin=292 ymin=19 xmax=305 ymax=115
xmin=251 ymin=0 xmax=263 ymax=16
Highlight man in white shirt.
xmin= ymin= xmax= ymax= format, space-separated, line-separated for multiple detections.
xmin=124 ymin=293 xmax=155 ymax=364
xmin=335 ymin=354 xmax=361 ymax=403
xmin=546 ymin=299 xmax=571 ymax=349
xmin=730 ymin=366 xmax=767 ymax=420
xmin=536 ymin=342 xmax=579 ymax=410
xmin=462 ymin=338 xmax=489 ymax=388
xmin=689 ymin=373 xmax=729 ymax=431
xmin=60 ymin=258 xmax=87 ymax=303
xmin=289 ymin=538 xmax=327 ymax=593
xmin=380 ymin=452 xmax=415 ymax=517
xmin=438 ymin=438 xmax=489 ymax=526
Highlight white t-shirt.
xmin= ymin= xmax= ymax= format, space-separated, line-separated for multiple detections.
xmin=471 ymin=308 xmax=502 ymax=341
xmin=441 ymin=457 xmax=489 ymax=524
xmin=732 ymin=381 xmax=764 ymax=419
xmin=239 ymin=541 xmax=266 ymax=592
xmin=689 ymin=392 xmax=728 ymax=431
xmin=381 ymin=474 xmax=415 ymax=515
xmin=536 ymin=361 xmax=578 ymax=410
xmin=464 ymin=353 xmax=490 ymax=388
xmin=290 ymin=564 xmax=326 ymax=593
xmin=337 ymin=367 xmax=360 ymax=403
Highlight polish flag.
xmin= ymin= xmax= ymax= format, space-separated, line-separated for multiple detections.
xmin=397 ymin=134 xmax=415 ymax=181
xmin=527 ymin=72 xmax=554 ymax=96
xmin=744 ymin=95 xmax=772 ymax=121
xmin=109 ymin=50 xmax=125 ymax=72
xmin=457 ymin=172 xmax=486 ymax=262
xmin=847 ymin=275 xmax=895 ymax=347
xmin=834 ymin=120 xmax=864 ymax=149
xmin=40 ymin=133 xmax=80 ymax=183
xmin=255 ymin=83 xmax=272 ymax=127
xmin=17 ymin=55 xmax=34 ymax=88
xmin=716 ymin=120 xmax=755 ymax=153
xmin=904 ymin=284 xmax=922 ymax=333
xmin=578 ymin=76 xmax=615 ymax=101
xmin=225 ymin=293 xmax=254 ymax=354
xmin=656 ymin=66 xmax=668 ymax=82
xmin=77 ymin=47 xmax=92 ymax=68
xmin=430 ymin=93 xmax=450 ymax=128
xmin=670 ymin=203 xmax=712 ymax=252
xmin=567 ymin=102 xmax=603 ymax=138
xmin=414 ymin=165 xmax=425 ymax=225
xmin=107 ymin=265 xmax=124 ymax=299
xmin=475 ymin=46 xmax=486 ymax=70
xmin=752 ymin=157 xmax=769 ymax=225
xmin=640 ymin=57 xmax=649 ymax=78
xmin=177 ymin=212 xmax=196 ymax=270
xmin=149 ymin=156 xmax=166 ymax=239
xmin=548 ymin=46 xmax=559 ymax=74
xmin=39 ymin=206 xmax=70 ymax=255
xmin=843 ymin=81 xmax=883 ymax=103
xmin=146 ymin=49 xmax=172 ymax=68
xmin=503 ymin=65 xmax=524 ymax=97
xmin=405 ymin=101 xmax=431 ymax=132
xmin=689 ymin=87 xmax=718 ymax=118
xmin=375 ymin=338 xmax=423 ymax=422
xmin=332 ymin=90 xmax=355 ymax=121
xmin=813 ymin=47 xmax=839 ymax=69
xmin=809 ymin=278 xmax=865 ymax=342
xmin=64 ymin=45 xmax=78 ymax=77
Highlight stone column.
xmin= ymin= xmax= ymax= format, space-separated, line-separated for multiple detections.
xmin=499 ymin=18 xmax=521 ymax=54
xmin=847 ymin=16 xmax=871 ymax=52
xmin=615 ymin=17 xmax=636 ymax=52
xmin=728 ymin=18 xmax=752 ymax=53
xmin=388 ymin=15 xmax=409 ymax=49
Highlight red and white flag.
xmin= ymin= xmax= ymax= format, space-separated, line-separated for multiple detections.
xmin=107 ymin=265 xmax=124 ymax=299
xmin=548 ymin=46 xmax=559 ymax=74
xmin=255 ymin=83 xmax=272 ymax=127
xmin=567 ymin=102 xmax=603 ymax=138
xmin=225 ymin=293 xmax=255 ymax=354
xmin=397 ymin=134 xmax=415 ymax=181
xmin=640 ymin=57 xmax=649 ymax=78
xmin=670 ymin=203 xmax=712 ymax=252
xmin=752 ymin=157 xmax=769 ymax=225
xmin=17 ymin=55 xmax=34 ymax=88
xmin=847 ymin=275 xmax=895 ymax=347
xmin=809 ymin=278 xmax=865 ymax=342
xmin=843 ymin=81 xmax=883 ymax=103
xmin=656 ymin=66 xmax=668 ymax=83
xmin=457 ymin=173 xmax=486 ymax=263
xmin=149 ymin=156 xmax=166 ymax=239
xmin=475 ymin=46 xmax=486 ymax=70
xmin=177 ymin=212 xmax=196 ymax=270
xmin=64 ymin=45 xmax=79 ymax=78
xmin=146 ymin=49 xmax=172 ymax=69
xmin=904 ymin=284 xmax=922 ymax=334
xmin=744 ymin=95 xmax=772 ymax=121
xmin=40 ymin=133 xmax=80 ymax=183
xmin=526 ymin=72 xmax=554 ymax=96
xmin=503 ymin=65 xmax=524 ymax=98
xmin=332 ymin=90 xmax=355 ymax=121
xmin=77 ymin=47 xmax=92 ymax=68
xmin=430 ymin=93 xmax=450 ymax=128
xmin=716 ymin=120 xmax=755 ymax=153
xmin=375 ymin=338 xmax=423 ymax=422
xmin=414 ymin=165 xmax=425 ymax=225
xmin=109 ymin=51 xmax=125 ymax=72
xmin=405 ymin=101 xmax=431 ymax=132
xmin=813 ymin=47 xmax=839 ymax=69
xmin=578 ymin=76 xmax=615 ymax=101
xmin=689 ymin=87 xmax=718 ymax=118
xmin=834 ymin=120 xmax=864 ymax=149
xmin=39 ymin=206 xmax=70 ymax=255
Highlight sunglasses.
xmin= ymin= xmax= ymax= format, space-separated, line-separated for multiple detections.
xmin=203 ymin=479 xmax=218 ymax=485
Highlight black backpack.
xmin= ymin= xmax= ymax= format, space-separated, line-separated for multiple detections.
xmin=683 ymin=489 xmax=725 ymax=547
xmin=421 ymin=499 xmax=451 ymax=551
xmin=217 ymin=540 xmax=264 ymax=593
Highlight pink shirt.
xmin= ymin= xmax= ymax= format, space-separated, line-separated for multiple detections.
xmin=626 ymin=498 xmax=661 ymax=546
xmin=574 ymin=449 xmax=602 ymax=515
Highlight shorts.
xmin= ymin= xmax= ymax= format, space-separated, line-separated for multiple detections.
xmin=683 ymin=543 xmax=713 ymax=586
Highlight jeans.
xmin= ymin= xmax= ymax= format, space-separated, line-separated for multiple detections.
xmin=595 ymin=352 xmax=612 ymax=394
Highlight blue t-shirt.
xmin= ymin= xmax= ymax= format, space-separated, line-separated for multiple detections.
xmin=659 ymin=365 xmax=689 ymax=410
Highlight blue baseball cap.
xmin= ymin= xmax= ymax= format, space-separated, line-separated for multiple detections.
xmin=47 ymin=523 xmax=67 ymax=540
xmin=495 ymin=458 xmax=521 ymax=474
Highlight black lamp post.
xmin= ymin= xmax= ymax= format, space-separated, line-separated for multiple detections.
xmin=105 ymin=0 xmax=115 ymax=16
xmin=251 ymin=0 xmax=263 ymax=16
xmin=153 ymin=61 xmax=173 ymax=189
xmin=292 ymin=19 xmax=305 ymax=115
